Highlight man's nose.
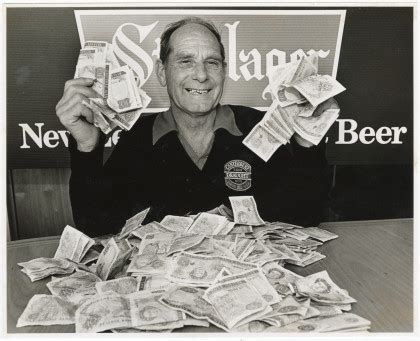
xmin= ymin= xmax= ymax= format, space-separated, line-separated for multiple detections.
xmin=192 ymin=62 xmax=208 ymax=82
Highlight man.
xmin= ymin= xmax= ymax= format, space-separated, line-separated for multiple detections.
xmin=56 ymin=17 xmax=337 ymax=236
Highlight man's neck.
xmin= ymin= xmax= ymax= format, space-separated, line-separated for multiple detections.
xmin=172 ymin=107 xmax=217 ymax=139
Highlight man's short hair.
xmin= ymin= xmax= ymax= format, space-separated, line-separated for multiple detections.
xmin=159 ymin=17 xmax=225 ymax=64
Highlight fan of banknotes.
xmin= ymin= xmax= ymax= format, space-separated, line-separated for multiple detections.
xmin=244 ymin=53 xmax=346 ymax=161
xmin=74 ymin=41 xmax=151 ymax=134
xmin=17 ymin=196 xmax=370 ymax=333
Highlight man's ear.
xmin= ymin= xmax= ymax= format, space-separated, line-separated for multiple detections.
xmin=155 ymin=59 xmax=167 ymax=87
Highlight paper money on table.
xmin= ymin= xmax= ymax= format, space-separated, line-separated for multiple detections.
xmin=95 ymin=237 xmax=132 ymax=280
xmin=204 ymin=278 xmax=269 ymax=329
xmin=54 ymin=225 xmax=95 ymax=263
xmin=18 ymin=257 xmax=75 ymax=282
xmin=136 ymin=274 xmax=172 ymax=291
xmin=46 ymin=270 xmax=100 ymax=304
xmin=17 ymin=294 xmax=77 ymax=327
xmin=301 ymin=226 xmax=339 ymax=242
xmin=187 ymin=212 xmax=228 ymax=235
xmin=130 ymin=221 xmax=174 ymax=240
xmin=229 ymin=196 xmax=265 ymax=226
xmin=160 ymin=285 xmax=229 ymax=331
xmin=96 ymin=276 xmax=139 ymax=295
xmin=127 ymin=253 xmax=171 ymax=276
xmin=75 ymin=294 xmax=132 ymax=333
xmin=118 ymin=207 xmax=150 ymax=239
xmin=160 ymin=215 xmax=194 ymax=233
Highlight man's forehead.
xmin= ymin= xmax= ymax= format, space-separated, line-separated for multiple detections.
xmin=168 ymin=23 xmax=222 ymax=54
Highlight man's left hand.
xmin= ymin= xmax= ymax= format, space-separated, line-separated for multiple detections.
xmin=293 ymin=97 xmax=340 ymax=148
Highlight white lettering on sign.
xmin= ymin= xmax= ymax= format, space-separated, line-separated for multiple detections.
xmin=335 ymin=119 xmax=407 ymax=145
xmin=19 ymin=123 xmax=121 ymax=149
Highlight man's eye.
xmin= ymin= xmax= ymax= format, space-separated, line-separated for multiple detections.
xmin=179 ymin=59 xmax=193 ymax=66
xmin=207 ymin=60 xmax=220 ymax=66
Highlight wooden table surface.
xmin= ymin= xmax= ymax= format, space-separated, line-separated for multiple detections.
xmin=7 ymin=218 xmax=413 ymax=333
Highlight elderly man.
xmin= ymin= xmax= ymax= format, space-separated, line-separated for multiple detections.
xmin=56 ymin=17 xmax=336 ymax=236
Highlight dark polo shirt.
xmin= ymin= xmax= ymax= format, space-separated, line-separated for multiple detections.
xmin=70 ymin=105 xmax=328 ymax=236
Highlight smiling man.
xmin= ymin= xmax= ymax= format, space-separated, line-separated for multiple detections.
xmin=56 ymin=17 xmax=336 ymax=236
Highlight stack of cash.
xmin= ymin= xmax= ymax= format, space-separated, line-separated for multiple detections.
xmin=244 ymin=53 xmax=346 ymax=161
xmin=16 ymin=196 xmax=370 ymax=333
xmin=74 ymin=40 xmax=151 ymax=134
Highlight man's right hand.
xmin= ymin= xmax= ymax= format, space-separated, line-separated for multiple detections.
xmin=56 ymin=78 xmax=100 ymax=152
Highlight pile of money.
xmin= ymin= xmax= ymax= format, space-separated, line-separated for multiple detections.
xmin=74 ymin=40 xmax=151 ymax=134
xmin=17 ymin=196 xmax=370 ymax=333
xmin=244 ymin=53 xmax=346 ymax=161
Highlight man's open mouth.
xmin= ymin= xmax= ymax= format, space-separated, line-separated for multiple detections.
xmin=186 ymin=88 xmax=210 ymax=95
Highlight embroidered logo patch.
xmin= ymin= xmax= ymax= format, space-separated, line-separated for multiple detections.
xmin=224 ymin=160 xmax=252 ymax=191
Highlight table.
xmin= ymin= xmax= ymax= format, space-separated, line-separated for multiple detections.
xmin=7 ymin=218 xmax=413 ymax=333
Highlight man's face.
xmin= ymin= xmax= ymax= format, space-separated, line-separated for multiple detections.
xmin=156 ymin=23 xmax=226 ymax=117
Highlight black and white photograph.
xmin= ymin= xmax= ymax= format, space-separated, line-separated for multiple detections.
xmin=2 ymin=0 xmax=417 ymax=337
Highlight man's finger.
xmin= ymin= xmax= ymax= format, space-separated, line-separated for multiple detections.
xmin=64 ymin=77 xmax=95 ymax=91
xmin=59 ymin=85 xmax=99 ymax=108
xmin=78 ymin=102 xmax=94 ymax=124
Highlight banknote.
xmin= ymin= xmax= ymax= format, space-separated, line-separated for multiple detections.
xmin=166 ymin=234 xmax=206 ymax=256
xmin=107 ymin=65 xmax=141 ymax=113
xmin=160 ymin=285 xmax=229 ymax=331
xmin=83 ymin=99 xmax=113 ymax=134
xmin=75 ymin=294 xmax=132 ymax=333
xmin=208 ymin=268 xmax=281 ymax=305
xmin=136 ymin=232 xmax=175 ymax=255
xmin=96 ymin=237 xmax=132 ymax=280
xmin=47 ymin=270 xmax=100 ymax=303
xmin=204 ymin=278 xmax=268 ymax=329
xmin=83 ymin=41 xmax=108 ymax=64
xmin=301 ymin=227 xmax=339 ymax=242
xmin=118 ymin=207 xmax=151 ymax=239
xmin=160 ymin=215 xmax=194 ymax=233
xmin=283 ymin=228 xmax=310 ymax=241
xmin=74 ymin=48 xmax=96 ymax=79
xmin=127 ymin=253 xmax=170 ymax=276
xmin=233 ymin=238 xmax=256 ymax=260
xmin=267 ymin=296 xmax=310 ymax=318
xmin=229 ymin=196 xmax=265 ymax=226
xmin=293 ymin=74 xmax=346 ymax=107
xmin=242 ymin=123 xmax=282 ymax=162
xmin=293 ymin=108 xmax=340 ymax=145
xmin=262 ymin=262 xmax=302 ymax=296
xmin=187 ymin=212 xmax=228 ymax=235
xmin=130 ymin=221 xmax=173 ymax=240
xmin=54 ymin=225 xmax=95 ymax=263
xmin=17 ymin=294 xmax=77 ymax=327
xmin=96 ymin=276 xmax=138 ymax=295
xmin=136 ymin=274 xmax=172 ymax=291
xmin=18 ymin=257 xmax=75 ymax=282
xmin=290 ymin=270 xmax=357 ymax=304
xmin=81 ymin=249 xmax=100 ymax=265
xmin=167 ymin=252 xmax=258 ymax=286
xmin=215 ymin=221 xmax=236 ymax=235
xmin=129 ymin=291 xmax=184 ymax=328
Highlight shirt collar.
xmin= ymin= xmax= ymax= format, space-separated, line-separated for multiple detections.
xmin=152 ymin=104 xmax=243 ymax=145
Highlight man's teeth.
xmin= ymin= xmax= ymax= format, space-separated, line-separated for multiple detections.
xmin=187 ymin=89 xmax=209 ymax=94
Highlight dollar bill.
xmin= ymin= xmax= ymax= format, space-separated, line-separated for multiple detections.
xmin=75 ymin=294 xmax=132 ymax=333
xmin=242 ymin=123 xmax=282 ymax=162
xmin=229 ymin=196 xmax=265 ymax=226
xmin=96 ymin=276 xmax=138 ymax=295
xmin=136 ymin=274 xmax=172 ymax=291
xmin=17 ymin=294 xmax=77 ymax=327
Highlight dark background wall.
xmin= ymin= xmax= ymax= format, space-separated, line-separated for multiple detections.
xmin=6 ymin=7 xmax=413 ymax=240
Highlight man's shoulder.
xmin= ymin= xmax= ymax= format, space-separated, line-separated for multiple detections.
xmin=228 ymin=104 xmax=265 ymax=134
